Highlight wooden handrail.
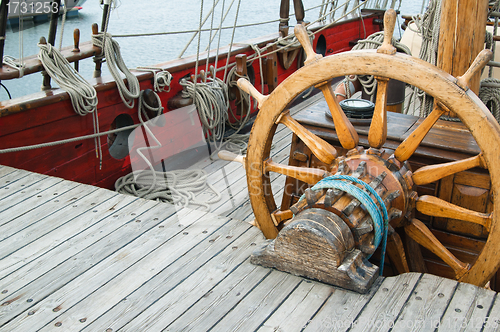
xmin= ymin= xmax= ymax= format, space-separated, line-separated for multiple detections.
xmin=0 ymin=41 xmax=101 ymax=81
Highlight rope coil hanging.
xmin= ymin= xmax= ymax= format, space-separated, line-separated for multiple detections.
xmin=91 ymin=32 xmax=140 ymax=108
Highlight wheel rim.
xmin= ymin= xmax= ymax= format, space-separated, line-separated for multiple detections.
xmin=246 ymin=50 xmax=500 ymax=286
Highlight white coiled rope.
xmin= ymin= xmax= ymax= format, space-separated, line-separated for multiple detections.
xmin=114 ymin=90 xmax=222 ymax=211
xmin=38 ymin=42 xmax=98 ymax=115
xmin=479 ymin=78 xmax=500 ymax=123
xmin=136 ymin=66 xmax=173 ymax=93
xmin=180 ymin=77 xmax=229 ymax=146
xmin=346 ymin=32 xmax=411 ymax=101
xmin=38 ymin=41 xmax=103 ymax=165
xmin=91 ymin=32 xmax=140 ymax=108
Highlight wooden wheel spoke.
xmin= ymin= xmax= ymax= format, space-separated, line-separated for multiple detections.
xmin=294 ymin=24 xmax=322 ymax=65
xmin=405 ymin=218 xmax=469 ymax=279
xmin=277 ymin=110 xmax=337 ymax=164
xmin=394 ymin=103 xmax=447 ymax=162
xmin=367 ymin=77 xmax=389 ymax=148
xmin=218 ymin=150 xmax=246 ymax=169
xmin=271 ymin=209 xmax=294 ymax=226
xmin=412 ymin=153 xmax=486 ymax=186
xmin=416 ymin=195 xmax=492 ymax=232
xmin=318 ymin=83 xmax=359 ymax=150
xmin=237 ymin=78 xmax=268 ymax=108
xmin=265 ymin=158 xmax=329 ymax=184
xmin=456 ymin=49 xmax=493 ymax=91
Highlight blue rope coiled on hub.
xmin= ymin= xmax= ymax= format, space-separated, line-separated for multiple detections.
xmin=300 ymin=174 xmax=389 ymax=275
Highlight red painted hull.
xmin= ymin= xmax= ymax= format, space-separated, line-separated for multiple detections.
xmin=0 ymin=13 xmax=383 ymax=189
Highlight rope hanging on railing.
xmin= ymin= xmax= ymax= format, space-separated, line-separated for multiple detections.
xmin=91 ymin=32 xmax=140 ymax=108
xmin=180 ymin=77 xmax=229 ymax=146
xmin=38 ymin=42 xmax=98 ymax=115
xmin=299 ymin=174 xmax=389 ymax=275
xmin=38 ymin=41 xmax=103 ymax=166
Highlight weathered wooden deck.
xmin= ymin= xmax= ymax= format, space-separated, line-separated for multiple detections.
xmin=1 ymin=94 xmax=500 ymax=331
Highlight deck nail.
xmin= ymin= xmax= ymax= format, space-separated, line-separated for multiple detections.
xmin=55 ymin=322 xmax=62 ymax=327
xmin=80 ymin=318 xmax=87 ymax=323
xmin=1 ymin=290 xmax=7 ymax=294
xmin=26 ymin=299 xmax=33 ymax=302
xmin=28 ymin=311 xmax=35 ymax=315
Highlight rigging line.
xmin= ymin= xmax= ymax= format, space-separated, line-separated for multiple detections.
xmin=205 ymin=0 xmax=218 ymax=80
xmin=214 ymin=0 xmax=227 ymax=72
xmin=0 ymin=123 xmax=140 ymax=154
xmin=204 ymin=0 xmax=237 ymax=52
xmin=193 ymin=0 xmax=205 ymax=120
xmin=178 ymin=0 xmax=222 ymax=59
xmin=58 ymin=0 xmax=68 ymax=50
xmin=223 ymin=0 xmax=242 ymax=83
xmin=113 ymin=19 xmax=275 ymax=38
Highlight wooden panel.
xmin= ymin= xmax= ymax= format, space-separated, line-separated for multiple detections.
xmin=435 ymin=171 xmax=491 ymax=238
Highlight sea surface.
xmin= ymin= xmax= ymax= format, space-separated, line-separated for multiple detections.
xmin=0 ymin=0 xmax=424 ymax=99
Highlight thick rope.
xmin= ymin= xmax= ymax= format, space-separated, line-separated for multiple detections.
xmin=407 ymin=0 xmax=442 ymax=117
xmin=114 ymin=90 xmax=222 ymax=211
xmin=0 ymin=123 xmax=140 ymax=154
xmin=91 ymin=32 xmax=140 ymax=108
xmin=136 ymin=67 xmax=173 ymax=93
xmin=347 ymin=31 xmax=411 ymax=101
xmin=38 ymin=43 xmax=98 ymax=116
xmin=479 ymin=78 xmax=500 ymax=123
xmin=180 ymin=77 xmax=229 ymax=149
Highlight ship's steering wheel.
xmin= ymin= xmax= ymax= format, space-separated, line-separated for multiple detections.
xmin=222 ymin=9 xmax=500 ymax=287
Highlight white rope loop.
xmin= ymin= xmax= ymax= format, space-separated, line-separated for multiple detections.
xmin=114 ymin=90 xmax=222 ymax=211
xmin=38 ymin=42 xmax=98 ymax=116
xmin=91 ymin=32 xmax=140 ymax=108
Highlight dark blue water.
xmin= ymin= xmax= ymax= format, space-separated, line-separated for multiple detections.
xmin=0 ymin=0 xmax=424 ymax=100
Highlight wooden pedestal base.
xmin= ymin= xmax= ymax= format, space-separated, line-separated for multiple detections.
xmin=250 ymin=208 xmax=380 ymax=293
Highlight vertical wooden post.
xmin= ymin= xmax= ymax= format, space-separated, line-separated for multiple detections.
xmin=0 ymin=0 xmax=10 ymax=64
xmin=279 ymin=0 xmax=290 ymax=38
xmin=437 ymin=0 xmax=488 ymax=95
xmin=73 ymin=28 xmax=80 ymax=71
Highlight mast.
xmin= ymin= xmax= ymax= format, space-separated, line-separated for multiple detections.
xmin=0 ymin=0 xmax=10 ymax=64
xmin=437 ymin=0 xmax=488 ymax=95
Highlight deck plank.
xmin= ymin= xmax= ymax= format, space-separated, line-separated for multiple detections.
xmin=117 ymin=223 xmax=264 ymax=331
xmin=256 ymin=280 xmax=333 ymax=332
xmin=0 ymin=189 xmax=133 ymax=280
xmin=0 ymin=198 xmax=161 ymax=327
xmin=38 ymin=211 xmax=243 ymax=331
xmin=4 ymin=201 xmax=185 ymax=331
xmin=438 ymin=282 xmax=497 ymax=332
xmin=0 ymin=183 xmax=100 ymax=249
xmin=85 ymin=218 xmax=254 ymax=331
xmin=348 ymin=273 xmax=421 ymax=332
xmin=302 ymin=278 xmax=383 ymax=332
xmin=208 ymin=270 xmax=302 ymax=331
xmin=0 ymin=176 xmax=67 ymax=224
xmin=391 ymin=273 xmax=458 ymax=331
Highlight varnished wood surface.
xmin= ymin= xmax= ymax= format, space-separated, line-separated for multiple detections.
xmin=293 ymin=100 xmax=482 ymax=157
xmin=0 ymin=164 xmax=499 ymax=331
